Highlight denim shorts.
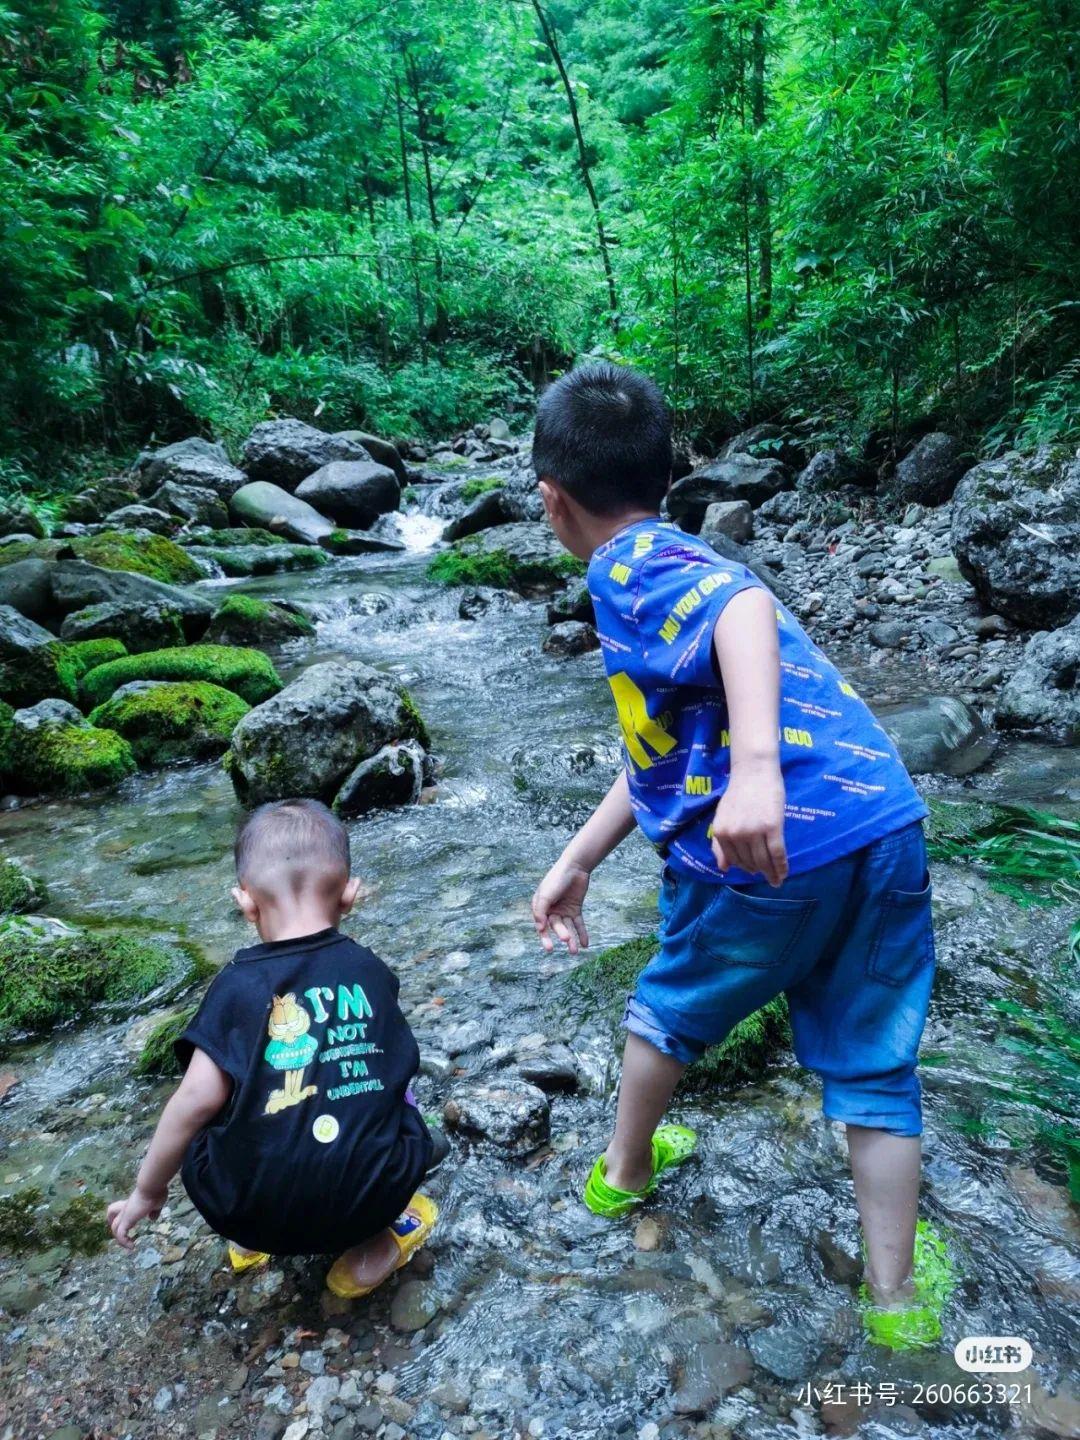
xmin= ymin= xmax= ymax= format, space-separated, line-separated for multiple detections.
xmin=626 ymin=821 xmax=935 ymax=1136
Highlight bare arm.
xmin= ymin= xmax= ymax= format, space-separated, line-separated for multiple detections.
xmin=532 ymin=769 xmax=635 ymax=953
xmin=107 ymin=1048 xmax=231 ymax=1249
xmin=709 ymin=587 xmax=789 ymax=886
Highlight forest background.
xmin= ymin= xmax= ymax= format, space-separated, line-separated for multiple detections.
xmin=2 ymin=0 xmax=1078 ymax=491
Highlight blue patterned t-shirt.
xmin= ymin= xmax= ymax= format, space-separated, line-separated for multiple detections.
xmin=587 ymin=519 xmax=927 ymax=883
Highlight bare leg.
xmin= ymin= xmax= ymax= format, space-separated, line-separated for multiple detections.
xmin=847 ymin=1125 xmax=921 ymax=1303
xmin=603 ymin=1033 xmax=686 ymax=1192
xmin=334 ymin=1228 xmax=400 ymax=1290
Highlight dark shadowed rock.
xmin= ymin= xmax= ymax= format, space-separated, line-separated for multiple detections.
xmin=229 ymin=481 xmax=335 ymax=545
xmin=133 ymin=438 xmax=247 ymax=499
xmin=295 ymin=460 xmax=400 ymax=528
xmin=0 ymin=501 xmax=45 ymax=540
xmin=334 ymin=430 xmax=408 ymax=483
xmin=0 ymin=559 xmax=55 ymax=622
xmin=668 ymin=455 xmax=792 ymax=528
xmin=104 ymin=504 xmax=177 ymax=535
xmin=878 ymin=696 xmax=995 ymax=776
xmin=546 ymin=578 xmax=594 ymax=626
xmin=892 ymin=432 xmax=971 ymax=506
xmin=672 ymin=1342 xmax=754 ymax=1415
xmin=334 ymin=739 xmax=428 ymax=816
xmin=951 ymin=450 xmax=1080 ymax=628
xmin=720 ymin=423 xmax=805 ymax=471
xmin=443 ymin=1081 xmax=550 ymax=1155
xmin=61 ymin=599 xmax=188 ymax=653
xmin=0 ymin=605 xmax=77 ymax=705
xmin=797 ymin=448 xmax=874 ymax=493
xmin=458 ymin=586 xmax=519 ymax=620
xmin=227 ymin=660 xmax=428 ymax=806
xmin=443 ymin=487 xmax=527 ymax=541
xmin=242 ymin=418 xmax=368 ymax=490
xmin=996 ymin=616 xmax=1079 ymax=743
xmin=148 ymin=481 xmax=229 ymax=529
xmin=542 ymin=621 xmax=599 ymax=657
xmin=48 ymin=561 xmax=213 ymax=636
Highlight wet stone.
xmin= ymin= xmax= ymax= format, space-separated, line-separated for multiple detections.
xmin=390 ymin=1277 xmax=440 ymax=1332
xmin=443 ymin=1081 xmax=551 ymax=1155
xmin=748 ymin=1322 xmax=822 ymax=1380
xmin=672 ymin=1342 xmax=754 ymax=1415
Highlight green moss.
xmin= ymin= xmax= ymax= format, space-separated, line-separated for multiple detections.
xmin=183 ymin=527 xmax=284 ymax=548
xmin=135 ymin=1003 xmax=198 ymax=1076
xmin=0 ymin=640 xmax=79 ymax=707
xmin=207 ymin=593 xmax=314 ymax=647
xmin=66 ymin=637 xmax=128 ymax=681
xmin=0 ymin=538 xmax=68 ymax=569
xmin=195 ymin=543 xmax=327 ymax=576
xmin=399 ymin=687 xmax=431 ymax=749
xmin=0 ymin=1187 xmax=108 ymax=1257
xmin=565 ymin=933 xmax=791 ymax=1088
xmin=80 ymin=644 xmax=282 ymax=709
xmin=401 ymin=487 xmax=418 ymax=506
xmin=0 ymin=858 xmax=47 ymax=915
xmin=428 ymin=541 xmax=585 ymax=592
xmin=0 ymin=916 xmax=204 ymax=1042
xmin=6 ymin=717 xmax=136 ymax=795
xmin=460 ymin=475 xmax=505 ymax=502
xmin=89 ymin=680 xmax=250 ymax=766
xmin=69 ymin=530 xmax=203 ymax=585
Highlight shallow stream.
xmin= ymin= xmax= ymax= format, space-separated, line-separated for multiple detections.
xmin=1 ymin=487 xmax=1078 ymax=1439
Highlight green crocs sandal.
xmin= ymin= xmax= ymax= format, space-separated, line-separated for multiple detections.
xmin=862 ymin=1220 xmax=955 ymax=1350
xmin=583 ymin=1124 xmax=698 ymax=1218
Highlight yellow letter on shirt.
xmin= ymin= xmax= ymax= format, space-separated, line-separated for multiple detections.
xmin=609 ymin=671 xmax=677 ymax=769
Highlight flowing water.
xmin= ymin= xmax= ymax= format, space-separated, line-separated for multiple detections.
xmin=1 ymin=488 xmax=1078 ymax=1439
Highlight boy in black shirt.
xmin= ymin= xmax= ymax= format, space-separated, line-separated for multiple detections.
xmin=108 ymin=800 xmax=438 ymax=1298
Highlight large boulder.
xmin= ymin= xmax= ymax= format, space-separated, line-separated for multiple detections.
xmin=996 ymin=616 xmax=1080 ymax=743
xmin=226 ymin=660 xmax=428 ymax=806
xmin=0 ymin=606 xmax=78 ymax=706
xmin=797 ymin=449 xmax=874 ymax=493
xmin=443 ymin=487 xmax=527 ymax=542
xmin=59 ymin=599 xmax=188 ymax=653
xmin=951 ymin=450 xmax=1080 ymax=629
xmin=428 ymin=522 xmax=581 ymax=597
xmin=148 ymin=481 xmax=229 ymax=529
xmin=205 ymin=594 xmax=314 ymax=647
xmin=241 ymin=419 xmax=368 ymax=491
xmin=0 ymin=560 xmax=55 ymax=623
xmin=65 ymin=529 xmax=203 ymax=585
xmin=2 ymin=698 xmax=136 ymax=795
xmin=667 ymin=455 xmax=792 ymax=529
xmin=295 ymin=460 xmax=400 ymax=528
xmin=133 ymin=438 xmax=247 ymax=500
xmin=878 ymin=696 xmax=995 ymax=777
xmin=334 ymin=430 xmax=408 ymax=484
xmin=49 ymin=560 xmax=213 ymax=638
xmin=891 ymin=432 xmax=970 ymax=506
xmin=700 ymin=499 xmax=753 ymax=545
xmin=89 ymin=680 xmax=250 ymax=767
xmin=80 ymin=643 xmax=281 ymax=709
xmin=103 ymin=504 xmax=177 ymax=535
xmin=229 ymin=480 xmax=335 ymax=546
xmin=190 ymin=542 xmax=327 ymax=578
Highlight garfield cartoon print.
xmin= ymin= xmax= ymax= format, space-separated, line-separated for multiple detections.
xmin=263 ymin=993 xmax=319 ymax=1115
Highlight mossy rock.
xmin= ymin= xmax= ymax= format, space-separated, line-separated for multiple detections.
xmin=427 ymin=523 xmax=585 ymax=596
xmin=68 ymin=530 xmax=203 ymax=585
xmin=134 ymin=1003 xmax=198 ymax=1076
xmin=564 ymin=933 xmax=791 ymax=1088
xmin=0 ymin=638 xmax=79 ymax=708
xmin=80 ymin=644 xmax=282 ymax=709
xmin=0 ymin=539 xmax=67 ymax=570
xmin=0 ymin=1187 xmax=109 ymax=1257
xmin=89 ymin=680 xmax=250 ymax=766
xmin=66 ymin=637 xmax=128 ymax=681
xmin=0 ymin=914 xmax=208 ymax=1044
xmin=0 ymin=857 xmax=47 ymax=915
xmin=460 ymin=476 xmax=505 ymax=502
xmin=3 ymin=703 xmax=137 ymax=795
xmin=205 ymin=593 xmax=314 ymax=648
xmin=194 ymin=543 xmax=328 ymax=577
xmin=182 ymin=526 xmax=285 ymax=548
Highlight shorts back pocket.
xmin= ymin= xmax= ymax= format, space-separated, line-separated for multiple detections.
xmin=867 ymin=873 xmax=934 ymax=986
xmin=692 ymin=885 xmax=818 ymax=970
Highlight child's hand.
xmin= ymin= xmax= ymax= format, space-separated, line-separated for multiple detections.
xmin=710 ymin=763 xmax=789 ymax=886
xmin=107 ymin=1186 xmax=166 ymax=1251
xmin=532 ymin=858 xmax=591 ymax=954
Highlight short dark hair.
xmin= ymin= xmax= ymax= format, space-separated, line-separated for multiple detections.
xmin=532 ymin=362 xmax=672 ymax=516
xmin=235 ymin=799 xmax=350 ymax=891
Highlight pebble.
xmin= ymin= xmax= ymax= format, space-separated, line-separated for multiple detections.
xmin=634 ymin=1218 xmax=661 ymax=1251
xmin=282 ymin=1421 xmax=309 ymax=1440
xmin=305 ymin=1376 xmax=341 ymax=1421
xmin=299 ymin=1349 xmax=325 ymax=1376
xmin=390 ymin=1278 xmax=440 ymax=1332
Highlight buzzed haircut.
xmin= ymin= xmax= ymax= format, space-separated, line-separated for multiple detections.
xmin=532 ymin=361 xmax=672 ymax=516
xmin=234 ymin=799 xmax=350 ymax=893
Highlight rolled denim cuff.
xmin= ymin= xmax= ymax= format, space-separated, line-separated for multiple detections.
xmin=623 ymin=995 xmax=705 ymax=1065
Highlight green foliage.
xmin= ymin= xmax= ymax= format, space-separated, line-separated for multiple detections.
xmin=135 ymin=1003 xmax=199 ymax=1077
xmin=0 ymin=915 xmax=202 ymax=1041
xmin=460 ymin=476 xmax=505 ymax=502
xmin=927 ymin=799 xmax=1080 ymax=905
xmin=66 ymin=637 xmax=128 ymax=681
xmin=565 ymin=933 xmax=791 ymax=1087
xmin=0 ymin=858 xmax=47 ymax=916
xmin=80 ymin=643 xmax=282 ymax=708
xmin=89 ymin=680 xmax=250 ymax=766
xmin=69 ymin=531 xmax=203 ymax=585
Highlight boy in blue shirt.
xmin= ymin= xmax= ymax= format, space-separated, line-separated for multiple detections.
xmin=530 ymin=364 xmax=952 ymax=1347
